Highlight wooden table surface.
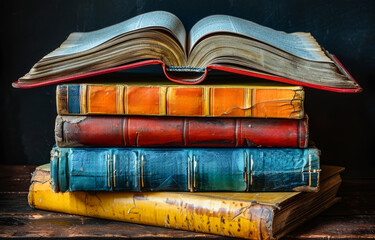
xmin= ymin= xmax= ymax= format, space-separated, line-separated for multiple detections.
xmin=0 ymin=165 xmax=374 ymax=239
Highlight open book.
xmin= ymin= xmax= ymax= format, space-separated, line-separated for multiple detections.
xmin=14 ymin=11 xmax=360 ymax=92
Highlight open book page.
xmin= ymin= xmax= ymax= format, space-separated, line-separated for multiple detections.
xmin=188 ymin=15 xmax=331 ymax=62
xmin=46 ymin=11 xmax=186 ymax=58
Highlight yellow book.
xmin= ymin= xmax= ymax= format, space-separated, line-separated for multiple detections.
xmin=29 ymin=165 xmax=342 ymax=240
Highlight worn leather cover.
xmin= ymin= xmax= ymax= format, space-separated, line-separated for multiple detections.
xmin=29 ymin=164 xmax=342 ymax=240
xmin=55 ymin=115 xmax=308 ymax=148
xmin=13 ymin=57 xmax=361 ymax=93
xmin=50 ymin=147 xmax=320 ymax=193
xmin=56 ymin=83 xmax=304 ymax=119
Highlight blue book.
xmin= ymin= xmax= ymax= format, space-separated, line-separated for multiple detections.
xmin=50 ymin=147 xmax=320 ymax=193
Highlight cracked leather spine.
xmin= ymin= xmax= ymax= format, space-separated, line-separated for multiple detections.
xmin=50 ymin=147 xmax=320 ymax=193
xmin=56 ymin=83 xmax=304 ymax=118
xmin=55 ymin=115 xmax=308 ymax=148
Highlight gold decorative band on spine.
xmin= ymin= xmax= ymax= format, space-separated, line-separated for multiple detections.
xmin=116 ymin=86 xmax=124 ymax=114
xmin=57 ymin=85 xmax=70 ymax=115
xmin=203 ymin=88 xmax=210 ymax=116
xmin=113 ymin=155 xmax=117 ymax=188
xmin=134 ymin=153 xmax=138 ymax=189
xmin=140 ymin=155 xmax=144 ymax=189
xmin=106 ymin=154 xmax=111 ymax=188
xmin=209 ymin=88 xmax=214 ymax=116
xmin=80 ymin=84 xmax=88 ymax=114
xmin=251 ymin=89 xmax=256 ymax=117
xmin=243 ymin=151 xmax=254 ymax=191
xmin=124 ymin=86 xmax=128 ymax=114
xmin=65 ymin=85 xmax=69 ymax=114
xmin=244 ymin=88 xmax=252 ymax=117
xmin=159 ymin=87 xmax=167 ymax=115
xmin=87 ymin=85 xmax=92 ymax=114
xmin=187 ymin=156 xmax=192 ymax=192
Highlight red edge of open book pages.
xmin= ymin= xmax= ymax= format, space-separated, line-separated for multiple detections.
xmin=12 ymin=56 xmax=362 ymax=93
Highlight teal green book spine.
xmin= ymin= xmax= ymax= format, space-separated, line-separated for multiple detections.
xmin=50 ymin=147 xmax=320 ymax=193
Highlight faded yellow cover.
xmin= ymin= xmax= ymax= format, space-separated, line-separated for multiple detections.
xmin=56 ymin=81 xmax=304 ymax=119
xmin=29 ymin=165 xmax=342 ymax=239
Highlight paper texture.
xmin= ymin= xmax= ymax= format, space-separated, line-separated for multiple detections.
xmin=46 ymin=11 xmax=186 ymax=58
xmin=189 ymin=15 xmax=330 ymax=62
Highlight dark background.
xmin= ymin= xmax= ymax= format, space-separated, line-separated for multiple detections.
xmin=1 ymin=0 xmax=374 ymax=178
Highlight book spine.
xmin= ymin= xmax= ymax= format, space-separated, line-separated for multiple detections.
xmin=55 ymin=115 xmax=308 ymax=148
xmin=29 ymin=169 xmax=274 ymax=240
xmin=56 ymin=84 xmax=304 ymax=118
xmin=50 ymin=147 xmax=320 ymax=193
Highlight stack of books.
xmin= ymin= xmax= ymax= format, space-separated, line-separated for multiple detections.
xmin=16 ymin=11 xmax=360 ymax=239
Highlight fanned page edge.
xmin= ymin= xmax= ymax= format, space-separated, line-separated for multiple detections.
xmin=12 ymin=59 xmax=361 ymax=93
xmin=188 ymin=15 xmax=331 ymax=62
xmin=45 ymin=11 xmax=187 ymax=59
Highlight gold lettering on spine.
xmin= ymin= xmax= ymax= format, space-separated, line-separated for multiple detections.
xmin=203 ymin=88 xmax=210 ymax=116
xmin=116 ymin=86 xmax=124 ymax=114
xmin=160 ymin=87 xmax=167 ymax=115
xmin=80 ymin=84 xmax=87 ymax=114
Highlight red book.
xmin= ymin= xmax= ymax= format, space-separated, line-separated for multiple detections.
xmin=55 ymin=115 xmax=308 ymax=148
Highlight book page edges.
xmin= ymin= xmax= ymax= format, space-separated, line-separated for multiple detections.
xmin=13 ymin=59 xmax=361 ymax=93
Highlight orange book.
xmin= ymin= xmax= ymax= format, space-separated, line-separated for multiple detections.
xmin=57 ymin=81 xmax=304 ymax=119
